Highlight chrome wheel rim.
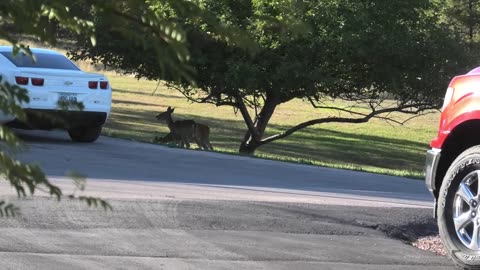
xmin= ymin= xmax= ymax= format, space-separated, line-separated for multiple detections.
xmin=454 ymin=170 xmax=480 ymax=251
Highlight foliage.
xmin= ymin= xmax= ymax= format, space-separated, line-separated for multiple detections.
xmin=0 ymin=75 xmax=110 ymax=215
xmin=102 ymin=75 xmax=438 ymax=179
xmin=70 ymin=0 xmax=474 ymax=154
xmin=439 ymin=0 xmax=480 ymax=66
xmin=0 ymin=0 xmax=201 ymax=81
xmin=442 ymin=0 xmax=480 ymax=43
xmin=0 ymin=0 xmax=213 ymax=215
xmin=0 ymin=75 xmax=62 ymax=215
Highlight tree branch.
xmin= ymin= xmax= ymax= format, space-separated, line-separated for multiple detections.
xmin=308 ymin=98 xmax=367 ymax=118
xmin=165 ymin=83 xmax=237 ymax=107
xmin=236 ymin=97 xmax=261 ymax=140
xmin=259 ymin=104 xmax=433 ymax=145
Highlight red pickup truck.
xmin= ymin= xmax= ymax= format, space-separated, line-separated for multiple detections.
xmin=426 ymin=66 xmax=480 ymax=269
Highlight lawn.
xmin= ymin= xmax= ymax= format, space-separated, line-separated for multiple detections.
xmin=103 ymin=74 xmax=439 ymax=179
xmin=0 ymin=39 xmax=439 ymax=179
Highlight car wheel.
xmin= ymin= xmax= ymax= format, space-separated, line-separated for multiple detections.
xmin=438 ymin=145 xmax=480 ymax=269
xmin=68 ymin=126 xmax=102 ymax=143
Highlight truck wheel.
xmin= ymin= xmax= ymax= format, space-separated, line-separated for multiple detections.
xmin=68 ymin=126 xmax=102 ymax=143
xmin=438 ymin=145 xmax=480 ymax=269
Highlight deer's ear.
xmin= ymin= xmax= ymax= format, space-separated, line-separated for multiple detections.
xmin=171 ymin=107 xmax=175 ymax=112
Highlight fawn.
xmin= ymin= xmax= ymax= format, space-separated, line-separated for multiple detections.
xmin=155 ymin=107 xmax=213 ymax=151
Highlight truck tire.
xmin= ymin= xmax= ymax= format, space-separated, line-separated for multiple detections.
xmin=438 ymin=145 xmax=480 ymax=269
xmin=68 ymin=126 xmax=102 ymax=143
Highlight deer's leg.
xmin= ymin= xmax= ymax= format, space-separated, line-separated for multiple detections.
xmin=194 ymin=137 xmax=204 ymax=150
xmin=174 ymin=135 xmax=183 ymax=148
xmin=207 ymin=141 xmax=214 ymax=151
xmin=182 ymin=136 xmax=190 ymax=148
xmin=196 ymin=134 xmax=207 ymax=150
xmin=204 ymin=139 xmax=213 ymax=151
xmin=203 ymin=140 xmax=211 ymax=151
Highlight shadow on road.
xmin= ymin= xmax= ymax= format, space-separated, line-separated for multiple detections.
xmin=13 ymin=128 xmax=433 ymax=207
xmin=8 ymin=129 xmax=443 ymax=261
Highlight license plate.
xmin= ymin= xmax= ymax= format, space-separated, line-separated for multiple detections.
xmin=58 ymin=93 xmax=78 ymax=103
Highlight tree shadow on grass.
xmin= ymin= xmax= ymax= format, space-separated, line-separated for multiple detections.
xmin=104 ymin=106 xmax=429 ymax=172
xmin=113 ymin=88 xmax=185 ymax=100
xmin=112 ymin=99 xmax=160 ymax=107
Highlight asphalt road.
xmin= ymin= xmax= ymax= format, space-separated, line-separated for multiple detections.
xmin=0 ymin=130 xmax=454 ymax=269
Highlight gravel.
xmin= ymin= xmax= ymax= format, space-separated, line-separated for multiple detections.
xmin=412 ymin=235 xmax=447 ymax=256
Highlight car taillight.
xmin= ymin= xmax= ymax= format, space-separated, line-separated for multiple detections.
xmin=99 ymin=81 xmax=109 ymax=89
xmin=88 ymin=81 xmax=98 ymax=89
xmin=15 ymin=76 xmax=29 ymax=85
xmin=441 ymin=87 xmax=454 ymax=112
xmin=31 ymin=78 xmax=44 ymax=86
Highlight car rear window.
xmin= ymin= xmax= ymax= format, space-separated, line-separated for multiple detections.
xmin=0 ymin=52 xmax=80 ymax=70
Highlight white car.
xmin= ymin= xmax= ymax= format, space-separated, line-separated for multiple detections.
xmin=0 ymin=46 xmax=112 ymax=142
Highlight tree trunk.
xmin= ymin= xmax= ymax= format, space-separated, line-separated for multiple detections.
xmin=239 ymin=140 xmax=260 ymax=155
xmin=238 ymin=94 xmax=278 ymax=155
xmin=469 ymin=0 xmax=474 ymax=43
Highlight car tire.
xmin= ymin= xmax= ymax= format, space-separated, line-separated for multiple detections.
xmin=438 ymin=145 xmax=480 ymax=269
xmin=68 ymin=126 xmax=102 ymax=143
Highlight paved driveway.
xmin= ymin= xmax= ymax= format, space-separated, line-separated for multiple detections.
xmin=0 ymin=130 xmax=452 ymax=269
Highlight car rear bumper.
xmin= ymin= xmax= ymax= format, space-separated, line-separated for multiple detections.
xmin=425 ymin=148 xmax=442 ymax=196
xmin=6 ymin=109 xmax=108 ymax=130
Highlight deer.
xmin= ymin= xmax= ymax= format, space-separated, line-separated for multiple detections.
xmin=155 ymin=106 xmax=214 ymax=151
xmin=154 ymin=124 xmax=213 ymax=150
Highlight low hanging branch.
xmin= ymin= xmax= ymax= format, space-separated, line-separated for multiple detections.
xmin=258 ymin=103 xmax=433 ymax=146
xmin=67 ymin=0 xmax=466 ymax=155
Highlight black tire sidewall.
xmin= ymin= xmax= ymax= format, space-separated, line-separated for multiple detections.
xmin=68 ymin=126 xmax=102 ymax=143
xmin=438 ymin=148 xmax=480 ymax=268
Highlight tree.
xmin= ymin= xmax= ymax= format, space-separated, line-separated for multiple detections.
xmin=440 ymin=0 xmax=480 ymax=66
xmin=442 ymin=0 xmax=480 ymax=43
xmin=71 ymin=0 xmax=474 ymax=155
xmin=0 ymin=0 xmax=208 ymax=215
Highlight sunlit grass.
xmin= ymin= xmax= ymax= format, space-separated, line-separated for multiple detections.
xmin=104 ymin=75 xmax=439 ymax=179
xmin=0 ymin=39 xmax=438 ymax=179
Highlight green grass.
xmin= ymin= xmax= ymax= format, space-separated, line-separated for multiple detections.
xmin=2 ymin=38 xmax=438 ymax=179
xmin=103 ymin=75 xmax=439 ymax=179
